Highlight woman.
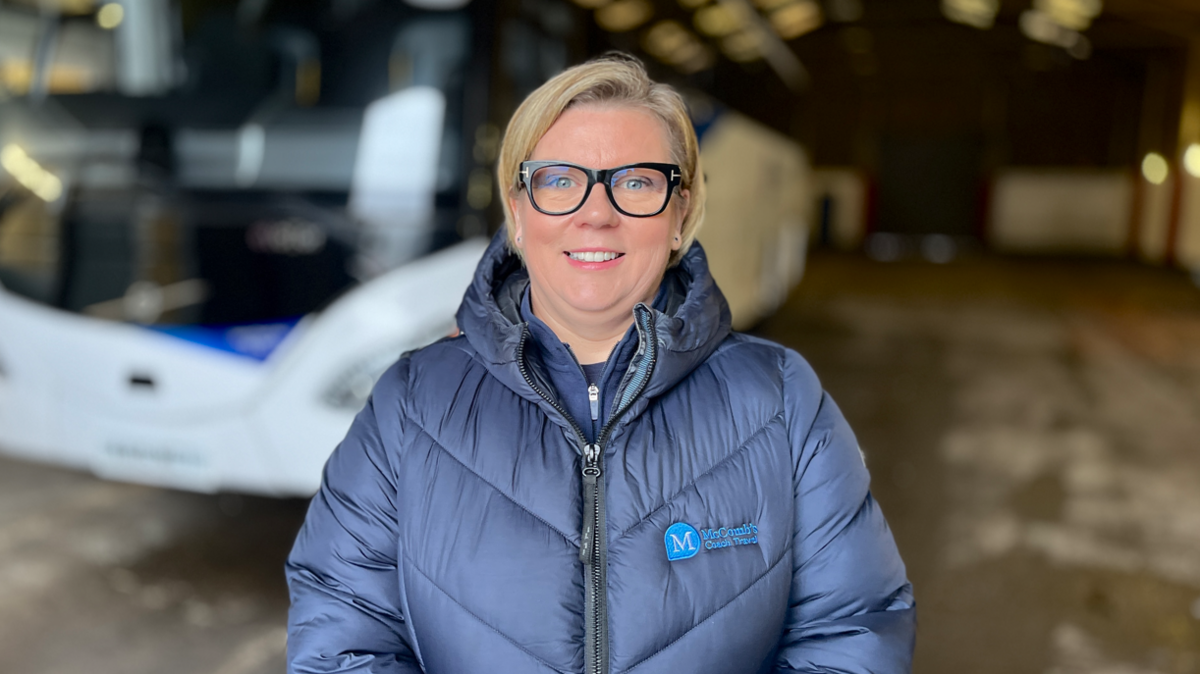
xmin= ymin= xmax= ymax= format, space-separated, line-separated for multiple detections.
xmin=287 ymin=54 xmax=915 ymax=674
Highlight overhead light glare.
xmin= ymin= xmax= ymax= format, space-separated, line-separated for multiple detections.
xmin=1183 ymin=144 xmax=1200 ymax=179
xmin=1033 ymin=0 xmax=1102 ymax=31
xmin=96 ymin=3 xmax=124 ymax=29
xmin=694 ymin=4 xmax=748 ymax=38
xmin=645 ymin=20 xmax=693 ymax=58
xmin=942 ymin=0 xmax=998 ymax=29
xmin=1020 ymin=9 xmax=1064 ymax=43
xmin=642 ymin=21 xmax=716 ymax=73
xmin=770 ymin=0 xmax=822 ymax=40
xmin=1 ymin=145 xmax=64 ymax=202
xmin=1142 ymin=153 xmax=1169 ymax=186
xmin=596 ymin=0 xmax=654 ymax=32
xmin=1020 ymin=9 xmax=1091 ymax=59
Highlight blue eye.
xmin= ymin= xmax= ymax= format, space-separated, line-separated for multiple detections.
xmin=612 ymin=169 xmax=660 ymax=192
xmin=536 ymin=172 xmax=577 ymax=190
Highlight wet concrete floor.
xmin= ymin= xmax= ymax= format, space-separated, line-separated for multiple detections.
xmin=2 ymin=250 xmax=1199 ymax=673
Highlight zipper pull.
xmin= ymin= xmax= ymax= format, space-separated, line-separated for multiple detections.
xmin=579 ymin=443 xmax=602 ymax=563
xmin=588 ymin=384 xmax=599 ymax=421
xmin=583 ymin=442 xmax=601 ymax=467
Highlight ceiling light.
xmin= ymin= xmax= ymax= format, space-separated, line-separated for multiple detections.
xmin=1019 ymin=9 xmax=1092 ymax=59
xmin=694 ymin=4 xmax=748 ymax=38
xmin=596 ymin=0 xmax=654 ymax=32
xmin=1033 ymin=0 xmax=1102 ymax=31
xmin=642 ymin=21 xmax=716 ymax=73
xmin=1021 ymin=9 xmax=1083 ymax=47
xmin=1 ymin=145 xmax=63 ymax=202
xmin=96 ymin=3 xmax=124 ymax=30
xmin=644 ymin=20 xmax=692 ymax=59
xmin=1142 ymin=153 xmax=1168 ymax=186
xmin=1020 ymin=9 xmax=1059 ymax=42
xmin=1184 ymin=145 xmax=1200 ymax=179
xmin=941 ymin=0 xmax=998 ymax=29
xmin=770 ymin=0 xmax=822 ymax=40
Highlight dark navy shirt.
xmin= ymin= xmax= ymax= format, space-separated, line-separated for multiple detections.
xmin=521 ymin=284 xmax=667 ymax=444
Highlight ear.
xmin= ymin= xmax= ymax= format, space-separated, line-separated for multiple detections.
xmin=508 ymin=195 xmax=524 ymax=246
xmin=670 ymin=188 xmax=689 ymax=251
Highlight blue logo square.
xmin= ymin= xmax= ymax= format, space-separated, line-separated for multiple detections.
xmin=664 ymin=522 xmax=700 ymax=561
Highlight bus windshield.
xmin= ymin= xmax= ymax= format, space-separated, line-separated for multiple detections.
xmin=0 ymin=0 xmax=479 ymax=327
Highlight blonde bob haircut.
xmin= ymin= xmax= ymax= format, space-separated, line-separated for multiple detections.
xmin=497 ymin=53 xmax=706 ymax=268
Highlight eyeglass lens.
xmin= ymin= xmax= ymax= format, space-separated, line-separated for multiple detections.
xmin=529 ymin=165 xmax=671 ymax=215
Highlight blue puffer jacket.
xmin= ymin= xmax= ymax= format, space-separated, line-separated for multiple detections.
xmin=286 ymin=232 xmax=916 ymax=674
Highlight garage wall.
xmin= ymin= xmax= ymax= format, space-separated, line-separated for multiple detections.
xmin=988 ymin=170 xmax=1132 ymax=255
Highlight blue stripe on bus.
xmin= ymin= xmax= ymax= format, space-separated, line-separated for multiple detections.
xmin=146 ymin=319 xmax=300 ymax=362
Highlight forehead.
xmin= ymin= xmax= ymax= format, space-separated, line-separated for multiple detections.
xmin=529 ymin=104 xmax=673 ymax=167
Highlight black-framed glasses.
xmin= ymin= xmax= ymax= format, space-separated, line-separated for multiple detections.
xmin=518 ymin=161 xmax=683 ymax=217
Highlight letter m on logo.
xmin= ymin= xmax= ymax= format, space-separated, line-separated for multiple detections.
xmin=664 ymin=522 xmax=701 ymax=561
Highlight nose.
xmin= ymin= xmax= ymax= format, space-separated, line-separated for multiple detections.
xmin=576 ymin=180 xmax=618 ymax=228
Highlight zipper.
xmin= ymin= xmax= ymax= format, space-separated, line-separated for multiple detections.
xmin=516 ymin=305 xmax=659 ymax=674
xmin=516 ymin=329 xmax=590 ymax=446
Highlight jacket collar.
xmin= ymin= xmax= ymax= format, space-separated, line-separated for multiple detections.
xmin=455 ymin=230 xmax=732 ymax=404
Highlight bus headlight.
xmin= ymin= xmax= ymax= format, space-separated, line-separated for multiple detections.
xmin=320 ymin=323 xmax=455 ymax=410
xmin=321 ymin=349 xmax=404 ymax=411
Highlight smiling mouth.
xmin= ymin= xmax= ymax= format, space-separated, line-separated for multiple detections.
xmin=566 ymin=251 xmax=625 ymax=262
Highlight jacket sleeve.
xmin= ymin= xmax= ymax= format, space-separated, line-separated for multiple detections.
xmin=775 ymin=349 xmax=916 ymax=673
xmin=285 ymin=362 xmax=422 ymax=673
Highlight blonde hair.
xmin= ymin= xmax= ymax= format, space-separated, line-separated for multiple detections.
xmin=497 ymin=53 xmax=706 ymax=268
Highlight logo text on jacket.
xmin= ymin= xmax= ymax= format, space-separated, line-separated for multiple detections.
xmin=664 ymin=521 xmax=759 ymax=561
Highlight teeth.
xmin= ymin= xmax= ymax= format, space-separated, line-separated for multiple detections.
xmin=569 ymin=251 xmax=622 ymax=262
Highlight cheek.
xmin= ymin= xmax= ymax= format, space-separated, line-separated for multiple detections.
xmin=517 ymin=213 xmax=566 ymax=263
xmin=636 ymin=216 xmax=680 ymax=253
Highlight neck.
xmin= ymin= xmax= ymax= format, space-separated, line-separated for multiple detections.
xmin=528 ymin=284 xmax=652 ymax=365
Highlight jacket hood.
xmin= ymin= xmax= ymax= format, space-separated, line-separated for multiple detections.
xmin=455 ymin=230 xmax=732 ymax=404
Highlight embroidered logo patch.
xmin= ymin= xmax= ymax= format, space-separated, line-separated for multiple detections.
xmin=664 ymin=521 xmax=759 ymax=561
xmin=664 ymin=523 xmax=700 ymax=561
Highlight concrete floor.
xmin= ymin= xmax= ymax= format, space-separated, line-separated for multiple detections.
xmin=0 ymin=458 xmax=303 ymax=674
xmin=755 ymin=251 xmax=1200 ymax=674
xmin=2 ymin=250 xmax=1199 ymax=673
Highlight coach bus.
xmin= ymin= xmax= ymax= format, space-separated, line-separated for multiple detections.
xmin=0 ymin=0 xmax=810 ymax=495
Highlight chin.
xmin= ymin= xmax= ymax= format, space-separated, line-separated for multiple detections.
xmin=562 ymin=290 xmax=620 ymax=313
xmin=558 ymin=280 xmax=634 ymax=312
